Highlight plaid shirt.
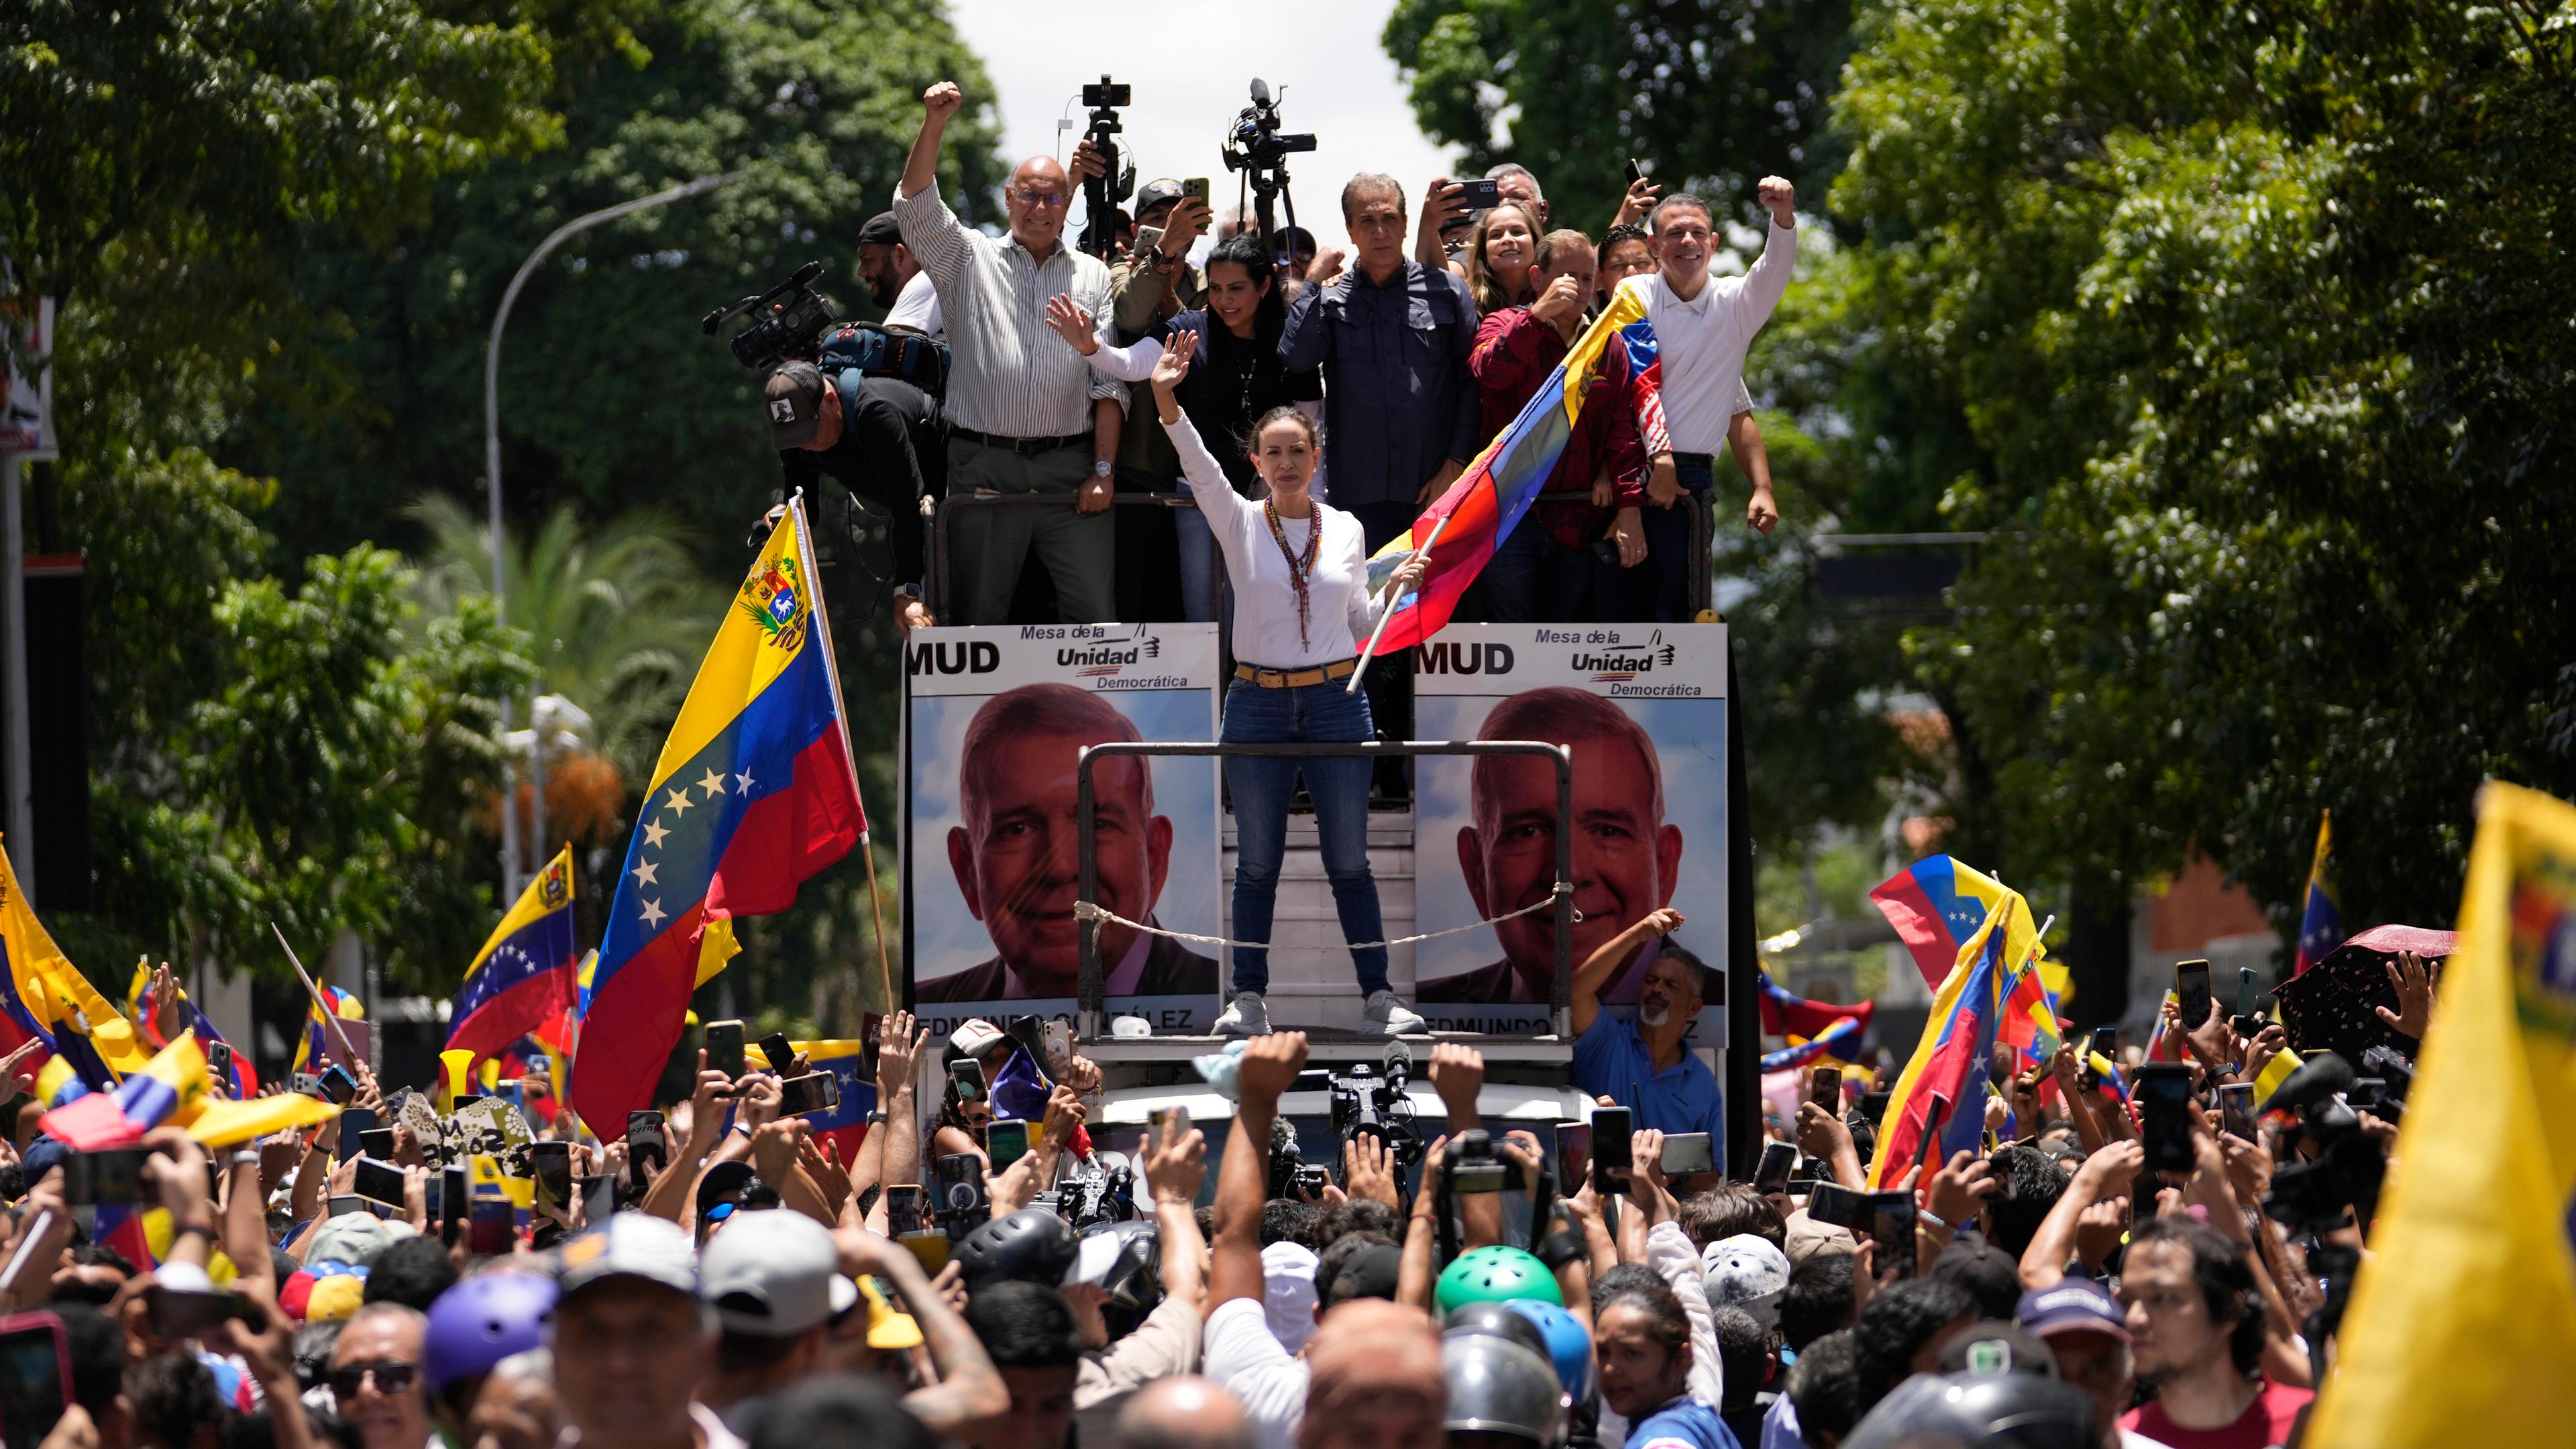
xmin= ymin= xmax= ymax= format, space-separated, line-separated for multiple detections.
xmin=1469 ymin=305 xmax=1647 ymax=549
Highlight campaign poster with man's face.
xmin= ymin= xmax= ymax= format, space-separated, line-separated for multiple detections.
xmin=904 ymin=624 xmax=1222 ymax=1037
xmin=1409 ymin=623 xmax=1729 ymax=1038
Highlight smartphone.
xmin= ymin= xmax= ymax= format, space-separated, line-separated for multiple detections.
xmin=2136 ymin=1063 xmax=2198 ymax=1173
xmin=147 ymin=1285 xmax=244 ymax=1337
xmin=705 ymin=1020 xmax=747 ymax=1079
xmin=530 ymin=1141 xmax=574 ymax=1218
xmin=780 ymin=1071 xmax=841 ymax=1117
xmin=327 ymin=1194 xmax=369 ymax=1219
xmin=2235 ymin=965 xmax=2259 ymax=1018
xmin=1806 ymin=1181 xmax=1872 ymax=1232
xmin=319 ymin=1064 xmax=360 ymax=1106
xmin=759 ymin=1032 xmax=798 ymax=1076
xmin=934 ymin=1152 xmax=989 ymax=1236
xmin=2082 ymin=1026 xmax=2118 ymax=1089
xmin=1660 ymin=1132 xmax=1716 ymax=1177
xmin=1810 ymin=1067 xmax=1843 ymax=1112
xmin=987 ymin=1118 xmax=1031 ymax=1173
xmin=290 ymin=1072 xmax=323 ymax=1097
xmin=205 ymin=1040 xmax=233 ymax=1085
xmin=441 ymin=1165 xmax=469 ymax=1239
xmin=358 ymin=1128 xmax=394 ymax=1162
xmin=1182 ymin=176 xmax=1210 ymax=205
xmin=1457 ymin=178 xmax=1503 ymax=211
xmin=0 ymin=1311 xmax=72 ymax=1448
xmin=468 ymin=1199 xmax=515 ymax=1257
xmin=62 ymin=1147 xmax=150 ymax=1205
xmin=949 ymin=1057 xmax=988 ymax=1104
xmin=1860 ymin=1089 xmax=1891 ymax=1127
xmin=351 ymin=1157 xmax=406 ymax=1208
xmin=1295 ymin=1165 xmax=1332 ymax=1199
xmin=2218 ymin=1082 xmax=2258 ymax=1142
xmin=1133 ymin=223 xmax=1164 ymax=256
xmin=1753 ymin=1141 xmax=1798 ymax=1195
xmin=2176 ymin=959 xmax=2214 ymax=1030
xmin=625 ymin=1110 xmax=668 ymax=1183
xmin=1589 ymin=1106 xmax=1633 ymax=1195
xmin=1868 ymin=1191 xmax=1918 ymax=1281
xmin=580 ymin=1173 xmax=619 ymax=1225
xmin=1043 ymin=1020 xmax=1074 ymax=1073
xmin=885 ymin=1183 xmax=927 ymax=1237
xmin=1552 ymin=1122 xmax=1593 ymax=1195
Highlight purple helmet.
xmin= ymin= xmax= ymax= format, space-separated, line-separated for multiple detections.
xmin=423 ymin=1271 xmax=557 ymax=1396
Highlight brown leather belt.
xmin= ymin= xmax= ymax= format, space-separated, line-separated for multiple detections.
xmin=1234 ymin=659 xmax=1359 ymax=689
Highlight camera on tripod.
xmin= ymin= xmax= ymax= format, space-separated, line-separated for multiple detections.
xmin=702 ymin=260 xmax=836 ymax=372
xmin=1222 ymin=78 xmax=1317 ymax=240
xmin=1075 ymin=74 xmax=1136 ymax=260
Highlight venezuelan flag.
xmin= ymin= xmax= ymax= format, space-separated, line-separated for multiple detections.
xmin=1998 ymin=937 xmax=2063 ymax=1069
xmin=1868 ymin=896 xmax=2014 ymax=1187
xmin=41 ymin=1031 xmax=207 ymax=1150
xmin=446 ymin=845 xmax=580 ymax=1065
xmin=1759 ymin=970 xmax=1878 ymax=1041
xmin=1870 ymin=856 xmax=2067 ymax=1001
xmin=749 ymin=1036 xmax=877 ymax=1165
xmin=290 ymin=984 xmax=365 ymax=1077
xmin=2308 ymin=783 xmax=2576 ymax=1446
xmin=2292 ymin=808 xmax=2343 ymax=977
xmin=1360 ymin=282 xmax=1654 ymax=652
xmin=127 ymin=961 xmax=257 ymax=1097
xmin=0 ymin=843 xmax=143 ymax=1090
xmin=1760 ymin=1016 xmax=1867 ymax=1073
xmin=568 ymin=496 xmax=866 ymax=1131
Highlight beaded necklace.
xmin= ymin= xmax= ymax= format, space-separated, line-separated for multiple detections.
xmin=1263 ymin=495 xmax=1322 ymax=651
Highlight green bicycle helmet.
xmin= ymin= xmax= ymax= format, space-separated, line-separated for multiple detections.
xmin=1436 ymin=1245 xmax=1564 ymax=1316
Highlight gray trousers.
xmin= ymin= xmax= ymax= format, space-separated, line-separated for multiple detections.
xmin=951 ymin=436 xmax=1116 ymax=625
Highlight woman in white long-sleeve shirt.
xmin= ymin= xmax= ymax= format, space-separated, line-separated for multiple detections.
xmin=1145 ymin=337 xmax=1426 ymax=1038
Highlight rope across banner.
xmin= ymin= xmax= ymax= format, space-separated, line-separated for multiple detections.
xmin=1072 ymin=881 xmax=1576 ymax=955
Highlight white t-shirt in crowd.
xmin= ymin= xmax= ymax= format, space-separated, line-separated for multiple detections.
xmin=1203 ymin=1297 xmax=1311 ymax=1449
xmin=885 ymin=268 xmax=943 ymax=340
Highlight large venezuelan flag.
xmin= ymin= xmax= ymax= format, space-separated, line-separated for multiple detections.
xmin=569 ymin=496 xmax=865 ymax=1131
xmin=0 ymin=841 xmax=142 ymax=1091
xmin=1870 ymin=855 xmax=2067 ymax=1002
xmin=1868 ymin=896 xmax=2013 ymax=1187
xmin=445 ymin=845 xmax=580 ymax=1064
xmin=2292 ymin=808 xmax=2343 ymax=976
xmin=1360 ymin=282 xmax=1656 ymax=652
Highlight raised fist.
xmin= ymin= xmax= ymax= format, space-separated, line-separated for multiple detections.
xmin=922 ymin=81 xmax=965 ymax=121
xmin=1756 ymin=175 xmax=1795 ymax=225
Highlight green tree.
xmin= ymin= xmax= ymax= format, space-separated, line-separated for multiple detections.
xmin=1382 ymin=0 xmax=1854 ymax=230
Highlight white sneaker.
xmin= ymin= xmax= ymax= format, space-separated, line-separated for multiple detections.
xmin=1214 ymin=991 xmax=1271 ymax=1036
xmin=1363 ymin=989 xmax=1426 ymax=1036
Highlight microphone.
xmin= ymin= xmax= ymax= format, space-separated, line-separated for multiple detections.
xmin=1250 ymin=78 xmax=1271 ymax=106
xmin=2258 ymin=1050 xmax=2353 ymax=1117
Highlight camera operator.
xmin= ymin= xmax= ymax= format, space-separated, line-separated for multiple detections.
xmin=766 ymin=357 xmax=945 ymax=632
xmin=857 ymin=211 xmax=943 ymax=340
xmin=896 ymin=80 xmax=1126 ymax=626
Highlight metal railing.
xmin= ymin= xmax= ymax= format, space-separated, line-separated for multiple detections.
xmin=1072 ymin=739 xmax=1575 ymax=1041
xmin=924 ymin=489 xmax=1715 ymax=626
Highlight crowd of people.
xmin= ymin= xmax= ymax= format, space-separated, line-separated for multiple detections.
xmin=774 ymin=79 xmax=1796 ymax=637
xmin=0 ymin=946 xmax=2414 ymax=1449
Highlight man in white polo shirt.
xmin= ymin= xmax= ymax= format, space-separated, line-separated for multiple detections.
xmin=1627 ymin=178 xmax=1796 ymax=621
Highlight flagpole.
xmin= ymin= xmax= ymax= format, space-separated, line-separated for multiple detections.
xmin=270 ymin=922 xmax=360 ymax=1067
xmin=784 ymin=492 xmax=896 ymax=1018
xmin=1344 ymin=513 xmax=1447 ymax=696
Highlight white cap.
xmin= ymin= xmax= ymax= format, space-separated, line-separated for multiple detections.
xmin=1701 ymin=1233 xmax=1792 ymax=1332
xmin=698 ymin=1209 xmax=854 ymax=1336
xmin=950 ymin=1020 xmax=1008 ymax=1058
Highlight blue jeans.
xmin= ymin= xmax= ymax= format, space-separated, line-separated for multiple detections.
xmin=1642 ymin=456 xmax=1714 ymax=623
xmin=1222 ymin=677 xmax=1389 ymax=997
xmin=1175 ymin=480 xmax=1220 ymax=625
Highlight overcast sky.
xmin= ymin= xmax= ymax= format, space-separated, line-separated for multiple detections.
xmin=944 ymin=0 xmax=1465 ymax=257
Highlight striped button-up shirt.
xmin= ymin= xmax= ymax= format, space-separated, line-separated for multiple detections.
xmin=893 ymin=182 xmax=1126 ymax=438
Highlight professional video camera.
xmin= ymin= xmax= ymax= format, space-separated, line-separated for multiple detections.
xmin=702 ymin=260 xmax=835 ymax=372
xmin=1220 ymin=78 xmax=1316 ymax=240
xmin=1055 ymin=1150 xmax=1138 ymax=1230
xmin=1295 ymin=1041 xmax=1424 ymax=1171
xmin=1075 ymin=74 xmax=1136 ymax=260
xmin=2257 ymin=1053 xmax=2389 ymax=1231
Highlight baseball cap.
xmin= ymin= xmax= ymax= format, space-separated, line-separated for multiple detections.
xmin=1703 ymin=1233 xmax=1792 ymax=1332
xmin=1263 ymin=1241 xmax=1322 ymax=1354
xmin=700 ymin=1208 xmax=853 ymax=1336
xmin=697 ymin=1159 xmax=757 ymax=1220
xmin=304 ymin=1214 xmax=397 ymax=1271
xmin=1271 ymin=225 xmax=1319 ymax=262
xmin=857 ymin=1275 xmax=924 ymax=1350
xmin=765 ymin=362 xmax=826 ymax=451
xmin=2015 ymin=1278 xmax=2130 ymax=1343
xmin=1322 ymin=1243 xmax=1403 ymax=1307
xmin=950 ymin=1019 xmax=1008 ymax=1059
xmin=1782 ymin=1209 xmax=1860 ymax=1269
xmin=557 ymin=1212 xmax=698 ymax=1300
xmin=306 ymin=1274 xmax=367 ymax=1324
xmin=857 ymin=211 xmax=906 ymax=248
xmin=1135 ymin=179 xmax=1183 ymax=214
xmin=280 ymin=1271 xmax=318 ymax=1322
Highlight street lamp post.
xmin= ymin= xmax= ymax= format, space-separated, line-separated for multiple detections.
xmin=484 ymin=171 xmax=743 ymax=896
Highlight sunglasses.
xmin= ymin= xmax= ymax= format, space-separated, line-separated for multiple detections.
xmin=329 ymin=1361 xmax=418 ymax=1398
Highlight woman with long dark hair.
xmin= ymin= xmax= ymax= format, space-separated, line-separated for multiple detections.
xmin=1046 ymin=233 xmax=1321 ymax=622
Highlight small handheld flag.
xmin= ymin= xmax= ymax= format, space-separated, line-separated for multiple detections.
xmin=445 ymin=845 xmax=580 ymax=1065
xmin=2292 ymin=808 xmax=2343 ymax=977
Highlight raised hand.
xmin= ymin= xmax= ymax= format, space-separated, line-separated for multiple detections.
xmin=1069 ymin=138 xmax=1109 ymax=183
xmin=1044 ymin=295 xmax=1099 ymax=354
xmin=1613 ymin=175 xmax=1661 ymax=228
xmin=922 ymin=81 xmax=964 ymax=122
xmin=2376 ymin=950 xmax=2436 ymax=1038
xmin=1756 ymin=175 xmax=1796 ymax=227
xmin=1429 ymin=1042 xmax=1486 ymax=1130
xmin=1140 ymin=1114 xmax=1208 ymax=1205
xmin=1235 ymin=1030 xmax=1309 ymax=1104
xmin=1150 ymin=331 xmax=1197 ymax=394
xmin=876 ymin=1010 xmax=928 ymax=1100
xmin=1922 ymin=1148 xmax=1999 ymax=1225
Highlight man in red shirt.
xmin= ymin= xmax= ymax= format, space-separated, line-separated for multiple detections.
xmin=1466 ymin=227 xmax=1650 ymax=623
xmin=2118 ymin=1220 xmax=2310 ymax=1449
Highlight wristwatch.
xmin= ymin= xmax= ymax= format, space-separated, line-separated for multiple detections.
xmin=1091 ymin=461 xmax=1114 ymax=480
